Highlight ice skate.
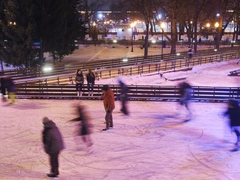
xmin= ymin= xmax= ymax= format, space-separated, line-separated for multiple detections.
xmin=47 ymin=173 xmax=58 ymax=178
xmin=229 ymin=147 xmax=239 ymax=152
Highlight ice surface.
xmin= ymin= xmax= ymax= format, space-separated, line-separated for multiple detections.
xmin=0 ymin=100 xmax=239 ymax=180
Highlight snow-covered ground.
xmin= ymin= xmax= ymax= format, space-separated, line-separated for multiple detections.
xmin=0 ymin=59 xmax=239 ymax=180
xmin=96 ymin=59 xmax=240 ymax=87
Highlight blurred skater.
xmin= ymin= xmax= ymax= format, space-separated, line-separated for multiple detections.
xmin=42 ymin=117 xmax=64 ymax=178
xmin=118 ymin=79 xmax=129 ymax=115
xmin=6 ymin=76 xmax=16 ymax=104
xmin=101 ymin=85 xmax=115 ymax=131
xmin=0 ymin=75 xmax=7 ymax=102
xmin=69 ymin=105 xmax=93 ymax=151
xmin=86 ymin=69 xmax=95 ymax=96
xmin=178 ymin=81 xmax=193 ymax=121
xmin=75 ymin=69 xmax=84 ymax=97
xmin=223 ymin=100 xmax=240 ymax=152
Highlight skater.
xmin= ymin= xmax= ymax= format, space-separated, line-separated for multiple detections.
xmin=75 ymin=69 xmax=84 ymax=97
xmin=101 ymin=85 xmax=115 ymax=131
xmin=188 ymin=48 xmax=193 ymax=59
xmin=6 ymin=76 xmax=16 ymax=104
xmin=0 ymin=75 xmax=7 ymax=102
xmin=118 ymin=79 xmax=129 ymax=115
xmin=86 ymin=69 xmax=95 ymax=96
xmin=223 ymin=100 xmax=240 ymax=151
xmin=69 ymin=104 xmax=93 ymax=150
xmin=42 ymin=117 xmax=64 ymax=178
xmin=178 ymin=81 xmax=193 ymax=121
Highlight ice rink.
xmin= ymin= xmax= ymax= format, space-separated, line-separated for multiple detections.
xmin=0 ymin=99 xmax=240 ymax=180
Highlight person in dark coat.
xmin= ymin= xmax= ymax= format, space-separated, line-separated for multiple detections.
xmin=86 ymin=69 xmax=95 ymax=96
xmin=223 ymin=100 xmax=240 ymax=151
xmin=75 ymin=69 xmax=84 ymax=97
xmin=101 ymin=85 xmax=115 ymax=131
xmin=0 ymin=75 xmax=7 ymax=102
xmin=178 ymin=81 xmax=193 ymax=120
xmin=118 ymin=79 xmax=129 ymax=115
xmin=42 ymin=117 xmax=64 ymax=178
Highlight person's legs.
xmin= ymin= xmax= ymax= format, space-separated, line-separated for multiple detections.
xmin=121 ymin=99 xmax=128 ymax=115
xmin=79 ymin=84 xmax=83 ymax=96
xmin=109 ymin=110 xmax=113 ymax=127
xmin=76 ymin=84 xmax=80 ymax=96
xmin=49 ymin=153 xmax=59 ymax=176
xmin=91 ymin=84 xmax=94 ymax=96
xmin=233 ymin=128 xmax=240 ymax=145
xmin=8 ymin=92 xmax=15 ymax=103
xmin=103 ymin=110 xmax=113 ymax=130
xmin=104 ymin=111 xmax=110 ymax=129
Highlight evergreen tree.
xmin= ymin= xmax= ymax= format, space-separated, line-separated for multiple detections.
xmin=0 ymin=0 xmax=86 ymax=67
xmin=35 ymin=0 xmax=86 ymax=64
xmin=0 ymin=0 xmax=38 ymax=68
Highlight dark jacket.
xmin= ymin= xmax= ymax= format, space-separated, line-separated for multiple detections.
xmin=7 ymin=78 xmax=15 ymax=92
xmin=42 ymin=121 xmax=64 ymax=154
xmin=179 ymin=82 xmax=192 ymax=100
xmin=224 ymin=101 xmax=240 ymax=127
xmin=120 ymin=82 xmax=129 ymax=100
xmin=86 ymin=73 xmax=95 ymax=84
xmin=75 ymin=74 xmax=84 ymax=84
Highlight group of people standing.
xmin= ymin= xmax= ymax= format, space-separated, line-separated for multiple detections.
xmin=75 ymin=69 xmax=95 ymax=97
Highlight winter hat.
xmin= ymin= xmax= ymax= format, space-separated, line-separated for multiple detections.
xmin=118 ymin=79 xmax=123 ymax=84
xmin=42 ymin=117 xmax=51 ymax=124
xmin=102 ymin=85 xmax=109 ymax=91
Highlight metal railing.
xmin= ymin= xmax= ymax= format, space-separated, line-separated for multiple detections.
xmin=15 ymin=51 xmax=240 ymax=85
xmin=15 ymin=84 xmax=240 ymax=102
xmin=4 ymin=46 xmax=240 ymax=81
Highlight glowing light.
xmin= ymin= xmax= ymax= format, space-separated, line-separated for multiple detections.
xmin=43 ymin=66 xmax=52 ymax=72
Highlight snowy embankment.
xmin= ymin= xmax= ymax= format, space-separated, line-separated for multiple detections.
xmin=96 ymin=59 xmax=240 ymax=87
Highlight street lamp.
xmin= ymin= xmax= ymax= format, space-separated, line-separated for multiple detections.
xmin=214 ymin=22 xmax=219 ymax=50
xmin=93 ymin=21 xmax=97 ymax=46
xmin=206 ymin=23 xmax=211 ymax=47
xmin=130 ymin=22 xmax=135 ymax=52
xmin=160 ymin=22 xmax=166 ymax=59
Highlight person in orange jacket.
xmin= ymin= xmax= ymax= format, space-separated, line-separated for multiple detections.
xmin=101 ymin=85 xmax=115 ymax=131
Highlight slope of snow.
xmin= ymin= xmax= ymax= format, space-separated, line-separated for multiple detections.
xmin=96 ymin=59 xmax=240 ymax=87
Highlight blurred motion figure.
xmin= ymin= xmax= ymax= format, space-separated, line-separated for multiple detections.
xmin=69 ymin=104 xmax=93 ymax=150
xmin=118 ymin=79 xmax=129 ymax=115
xmin=223 ymin=100 xmax=240 ymax=151
xmin=178 ymin=81 xmax=193 ymax=120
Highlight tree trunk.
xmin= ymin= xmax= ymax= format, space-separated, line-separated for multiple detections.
xmin=193 ymin=20 xmax=198 ymax=53
xmin=216 ymin=16 xmax=223 ymax=50
xmin=144 ymin=23 xmax=149 ymax=59
xmin=170 ymin=17 xmax=177 ymax=54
